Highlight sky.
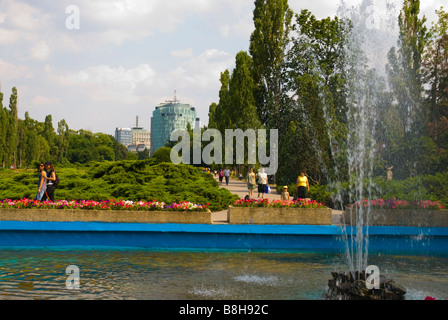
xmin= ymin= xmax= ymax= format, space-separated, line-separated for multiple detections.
xmin=0 ymin=0 xmax=445 ymax=136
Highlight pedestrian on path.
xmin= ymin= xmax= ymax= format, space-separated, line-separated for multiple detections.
xmin=224 ymin=167 xmax=231 ymax=185
xmin=42 ymin=161 xmax=56 ymax=202
xmin=219 ymin=168 xmax=224 ymax=185
xmin=296 ymin=171 xmax=309 ymax=199
xmin=35 ymin=162 xmax=47 ymax=201
xmin=247 ymin=167 xmax=256 ymax=198
xmin=257 ymin=168 xmax=268 ymax=198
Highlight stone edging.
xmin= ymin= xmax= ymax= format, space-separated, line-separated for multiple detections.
xmin=228 ymin=206 xmax=333 ymax=225
xmin=0 ymin=208 xmax=212 ymax=224
xmin=342 ymin=208 xmax=448 ymax=227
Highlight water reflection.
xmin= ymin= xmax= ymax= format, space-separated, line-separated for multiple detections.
xmin=0 ymin=248 xmax=446 ymax=300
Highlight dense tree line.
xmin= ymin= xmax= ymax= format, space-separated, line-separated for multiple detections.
xmin=0 ymin=89 xmax=131 ymax=168
xmin=208 ymin=0 xmax=448 ymax=186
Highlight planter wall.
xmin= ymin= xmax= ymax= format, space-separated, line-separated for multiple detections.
xmin=0 ymin=208 xmax=212 ymax=224
xmin=228 ymin=206 xmax=333 ymax=225
xmin=342 ymin=209 xmax=448 ymax=227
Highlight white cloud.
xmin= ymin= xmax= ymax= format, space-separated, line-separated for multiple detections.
xmin=31 ymin=95 xmax=60 ymax=106
xmin=0 ymin=0 xmax=48 ymax=30
xmin=0 ymin=28 xmax=21 ymax=45
xmin=30 ymin=41 xmax=51 ymax=60
xmin=0 ymin=58 xmax=30 ymax=79
xmin=171 ymin=48 xmax=194 ymax=59
xmin=57 ymin=64 xmax=157 ymax=104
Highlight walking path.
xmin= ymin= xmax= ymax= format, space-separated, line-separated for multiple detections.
xmin=210 ymin=175 xmax=343 ymax=225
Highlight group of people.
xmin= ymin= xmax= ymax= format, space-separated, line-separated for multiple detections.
xmin=247 ymin=169 xmax=310 ymax=201
xmin=246 ymin=168 xmax=269 ymax=199
xmin=36 ymin=161 xmax=57 ymax=202
xmin=214 ymin=166 xmax=311 ymax=201
xmin=217 ymin=167 xmax=231 ymax=186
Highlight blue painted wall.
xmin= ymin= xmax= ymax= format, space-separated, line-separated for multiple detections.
xmin=0 ymin=221 xmax=447 ymax=254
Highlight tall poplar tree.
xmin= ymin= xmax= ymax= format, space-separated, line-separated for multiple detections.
xmin=0 ymin=91 xmax=7 ymax=167
xmin=249 ymin=0 xmax=293 ymax=129
xmin=386 ymin=0 xmax=433 ymax=178
xmin=6 ymin=87 xmax=18 ymax=167
xmin=229 ymin=51 xmax=262 ymax=130
xmin=387 ymin=0 xmax=429 ymax=137
xmin=423 ymin=7 xmax=448 ymax=142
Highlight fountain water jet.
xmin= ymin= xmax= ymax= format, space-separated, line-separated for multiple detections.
xmin=321 ymin=0 xmax=408 ymax=299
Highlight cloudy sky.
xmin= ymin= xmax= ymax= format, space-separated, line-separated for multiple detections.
xmin=0 ymin=0 xmax=445 ymax=135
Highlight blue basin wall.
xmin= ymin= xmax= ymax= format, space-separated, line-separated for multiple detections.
xmin=0 ymin=221 xmax=447 ymax=254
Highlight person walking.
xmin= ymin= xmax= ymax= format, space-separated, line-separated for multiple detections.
xmin=218 ymin=168 xmax=224 ymax=185
xmin=42 ymin=161 xmax=56 ymax=202
xmin=247 ymin=167 xmax=256 ymax=199
xmin=257 ymin=168 xmax=268 ymax=198
xmin=224 ymin=167 xmax=231 ymax=185
xmin=296 ymin=171 xmax=310 ymax=199
xmin=35 ymin=162 xmax=47 ymax=201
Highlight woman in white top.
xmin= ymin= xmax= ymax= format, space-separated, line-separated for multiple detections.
xmin=257 ymin=168 xmax=268 ymax=198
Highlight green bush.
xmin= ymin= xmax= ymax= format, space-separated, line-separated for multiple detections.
xmin=0 ymin=161 xmax=238 ymax=211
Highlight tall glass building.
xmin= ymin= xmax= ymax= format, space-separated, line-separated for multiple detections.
xmin=115 ymin=128 xmax=133 ymax=146
xmin=150 ymin=101 xmax=196 ymax=156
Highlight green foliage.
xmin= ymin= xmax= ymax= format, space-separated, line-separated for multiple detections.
xmin=249 ymin=0 xmax=293 ymax=128
xmin=151 ymin=147 xmax=172 ymax=164
xmin=0 ymin=161 xmax=239 ymax=211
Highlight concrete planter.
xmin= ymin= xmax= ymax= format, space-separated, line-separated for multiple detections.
xmin=342 ymin=208 xmax=448 ymax=227
xmin=0 ymin=208 xmax=212 ymax=224
xmin=228 ymin=206 xmax=333 ymax=225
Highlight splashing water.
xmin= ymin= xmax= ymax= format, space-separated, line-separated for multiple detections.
xmin=327 ymin=0 xmax=408 ymax=276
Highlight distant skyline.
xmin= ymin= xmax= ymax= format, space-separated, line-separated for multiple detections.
xmin=0 ymin=0 xmax=445 ymax=136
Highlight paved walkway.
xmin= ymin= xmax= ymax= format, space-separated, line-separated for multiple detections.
xmin=210 ymin=174 xmax=343 ymax=225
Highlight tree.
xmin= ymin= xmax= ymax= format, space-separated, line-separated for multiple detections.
xmin=56 ymin=119 xmax=69 ymax=163
xmin=66 ymin=130 xmax=99 ymax=163
xmin=387 ymin=0 xmax=429 ymax=137
xmin=249 ymin=0 xmax=293 ymax=129
xmin=423 ymin=7 xmax=448 ymax=143
xmin=280 ymin=10 xmax=351 ymax=184
xmin=386 ymin=0 xmax=432 ymax=178
xmin=0 ymin=91 xmax=7 ymax=167
xmin=210 ymin=70 xmax=232 ymax=133
xmin=207 ymin=102 xmax=218 ymax=129
xmin=4 ymin=87 xmax=18 ymax=168
xmin=151 ymin=147 xmax=172 ymax=164
xmin=43 ymin=115 xmax=57 ymax=158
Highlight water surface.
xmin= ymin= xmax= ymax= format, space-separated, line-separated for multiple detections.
xmin=0 ymin=248 xmax=446 ymax=300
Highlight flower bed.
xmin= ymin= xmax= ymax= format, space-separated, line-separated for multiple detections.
xmin=229 ymin=198 xmax=332 ymax=225
xmin=1 ymin=198 xmax=209 ymax=212
xmin=0 ymin=198 xmax=212 ymax=224
xmin=347 ymin=198 xmax=444 ymax=210
xmin=232 ymin=198 xmax=326 ymax=208
xmin=343 ymin=199 xmax=448 ymax=227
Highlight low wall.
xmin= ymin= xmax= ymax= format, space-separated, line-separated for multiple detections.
xmin=0 ymin=221 xmax=447 ymax=253
xmin=342 ymin=208 xmax=448 ymax=227
xmin=228 ymin=206 xmax=333 ymax=225
xmin=0 ymin=208 xmax=212 ymax=224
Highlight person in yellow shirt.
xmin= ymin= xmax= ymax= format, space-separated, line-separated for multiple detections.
xmin=296 ymin=171 xmax=309 ymax=199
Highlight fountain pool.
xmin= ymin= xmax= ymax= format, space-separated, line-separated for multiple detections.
xmin=0 ymin=247 xmax=446 ymax=300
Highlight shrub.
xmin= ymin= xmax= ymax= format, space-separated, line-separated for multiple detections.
xmin=0 ymin=161 xmax=238 ymax=211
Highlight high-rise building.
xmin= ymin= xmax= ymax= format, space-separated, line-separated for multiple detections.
xmin=131 ymin=127 xmax=151 ymax=150
xmin=116 ymin=116 xmax=151 ymax=152
xmin=115 ymin=127 xmax=132 ymax=146
xmin=150 ymin=93 xmax=197 ymax=156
